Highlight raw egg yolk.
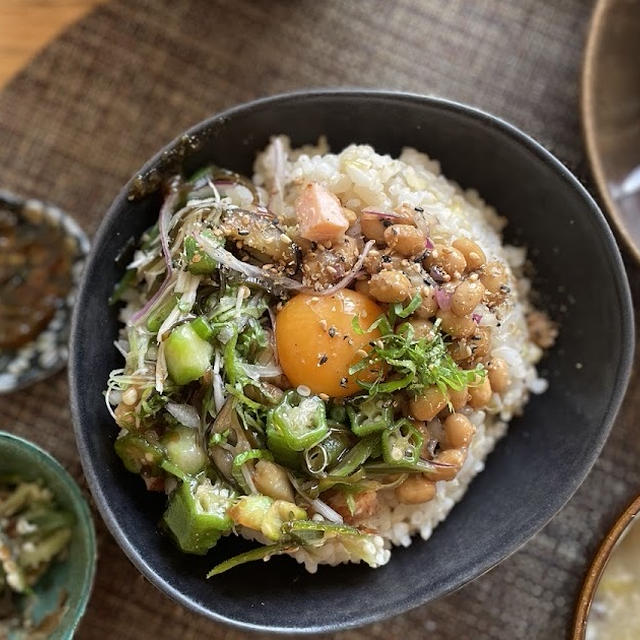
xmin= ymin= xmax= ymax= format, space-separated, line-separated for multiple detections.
xmin=275 ymin=290 xmax=384 ymax=398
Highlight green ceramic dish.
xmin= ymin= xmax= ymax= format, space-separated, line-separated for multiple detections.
xmin=0 ymin=431 xmax=96 ymax=639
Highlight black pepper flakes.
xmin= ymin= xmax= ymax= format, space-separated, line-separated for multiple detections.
xmin=381 ymin=255 xmax=392 ymax=263
xmin=318 ymin=354 xmax=328 ymax=366
xmin=414 ymin=206 xmax=424 ymax=212
xmin=340 ymin=377 xmax=348 ymax=387
xmin=328 ymin=326 xmax=337 ymax=338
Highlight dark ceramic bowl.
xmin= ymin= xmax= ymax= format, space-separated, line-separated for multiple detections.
xmin=70 ymin=91 xmax=634 ymax=633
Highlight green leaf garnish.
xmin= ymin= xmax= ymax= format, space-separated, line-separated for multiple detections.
xmin=349 ymin=303 xmax=486 ymax=397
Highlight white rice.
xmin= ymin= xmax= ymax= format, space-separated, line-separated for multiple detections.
xmin=250 ymin=137 xmax=546 ymax=572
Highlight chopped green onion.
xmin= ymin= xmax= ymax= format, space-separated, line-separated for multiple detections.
xmin=329 ymin=434 xmax=379 ymax=477
xmin=281 ymin=519 xmax=362 ymax=545
xmin=207 ymin=543 xmax=285 ymax=577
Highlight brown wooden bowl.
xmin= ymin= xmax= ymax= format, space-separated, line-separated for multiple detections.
xmin=582 ymin=0 xmax=640 ymax=261
xmin=572 ymin=494 xmax=640 ymax=639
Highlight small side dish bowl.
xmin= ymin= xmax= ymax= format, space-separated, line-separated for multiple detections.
xmin=572 ymin=494 xmax=640 ymax=639
xmin=0 ymin=191 xmax=90 ymax=393
xmin=582 ymin=0 xmax=640 ymax=261
xmin=70 ymin=91 xmax=634 ymax=633
xmin=0 ymin=431 xmax=97 ymax=639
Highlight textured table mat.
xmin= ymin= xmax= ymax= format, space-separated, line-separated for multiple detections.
xmin=1 ymin=1 xmax=639 ymax=638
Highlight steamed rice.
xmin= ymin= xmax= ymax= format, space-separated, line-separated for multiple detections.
xmin=249 ymin=137 xmax=546 ymax=571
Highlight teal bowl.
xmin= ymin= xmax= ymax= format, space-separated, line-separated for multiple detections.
xmin=0 ymin=432 xmax=96 ymax=639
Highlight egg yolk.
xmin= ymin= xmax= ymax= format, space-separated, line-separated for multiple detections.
xmin=275 ymin=290 xmax=384 ymax=398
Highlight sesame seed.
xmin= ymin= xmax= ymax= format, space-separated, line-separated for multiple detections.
xmin=340 ymin=377 xmax=348 ymax=387
xmin=297 ymin=385 xmax=311 ymax=397
xmin=318 ymin=354 xmax=328 ymax=365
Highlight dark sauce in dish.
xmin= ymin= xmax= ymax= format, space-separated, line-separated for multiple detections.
xmin=0 ymin=208 xmax=73 ymax=349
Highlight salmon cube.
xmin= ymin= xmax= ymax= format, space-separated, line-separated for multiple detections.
xmin=295 ymin=182 xmax=348 ymax=243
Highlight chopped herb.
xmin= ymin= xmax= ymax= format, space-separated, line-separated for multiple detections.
xmin=350 ymin=300 xmax=485 ymax=397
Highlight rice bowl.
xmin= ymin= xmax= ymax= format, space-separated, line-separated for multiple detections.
xmin=69 ymin=91 xmax=633 ymax=633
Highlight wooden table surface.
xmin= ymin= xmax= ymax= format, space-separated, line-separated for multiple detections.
xmin=0 ymin=0 xmax=103 ymax=87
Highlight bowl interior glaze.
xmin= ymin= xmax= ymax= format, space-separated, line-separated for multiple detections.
xmin=70 ymin=91 xmax=633 ymax=633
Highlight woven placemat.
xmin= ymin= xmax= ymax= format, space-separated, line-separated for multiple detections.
xmin=1 ymin=0 xmax=639 ymax=637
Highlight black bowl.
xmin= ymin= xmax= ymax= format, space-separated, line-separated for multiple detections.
xmin=70 ymin=91 xmax=634 ymax=633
